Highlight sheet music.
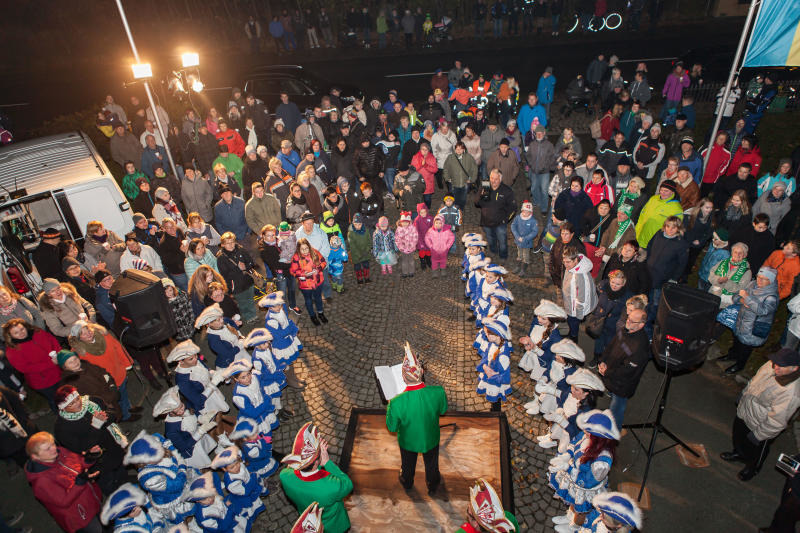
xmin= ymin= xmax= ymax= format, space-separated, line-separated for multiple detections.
xmin=374 ymin=363 xmax=405 ymax=402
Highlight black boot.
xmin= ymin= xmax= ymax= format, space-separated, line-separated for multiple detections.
xmin=310 ymin=314 xmax=321 ymax=326
xmin=425 ymin=256 xmax=432 ymax=269
xmin=317 ymin=312 xmax=328 ymax=324
xmin=420 ymin=257 xmax=428 ymax=270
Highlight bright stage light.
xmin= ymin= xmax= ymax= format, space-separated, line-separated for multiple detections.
xmin=181 ymin=52 xmax=199 ymax=68
xmin=131 ymin=63 xmax=153 ymax=79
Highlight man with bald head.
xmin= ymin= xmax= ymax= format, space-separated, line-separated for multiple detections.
xmin=597 ymin=307 xmax=650 ymax=426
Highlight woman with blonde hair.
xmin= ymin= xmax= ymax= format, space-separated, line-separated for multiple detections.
xmin=186 ymin=212 xmax=222 ymax=254
xmin=717 ymin=188 xmax=751 ymax=236
xmin=212 ymin=162 xmax=242 ymax=197
xmin=216 ymin=232 xmax=258 ymax=323
xmin=265 ymin=156 xmax=294 ymax=207
xmin=0 ymin=284 xmax=44 ymax=329
xmin=187 ymin=264 xmax=226 ymax=318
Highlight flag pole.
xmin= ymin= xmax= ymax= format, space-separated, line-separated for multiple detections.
xmin=703 ymin=0 xmax=761 ymax=172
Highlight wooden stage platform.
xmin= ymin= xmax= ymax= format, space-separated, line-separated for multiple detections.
xmin=339 ymin=408 xmax=513 ymax=532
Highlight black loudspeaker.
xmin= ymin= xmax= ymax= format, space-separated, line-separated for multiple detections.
xmin=110 ymin=269 xmax=175 ymax=348
xmin=652 ymin=282 xmax=721 ymax=371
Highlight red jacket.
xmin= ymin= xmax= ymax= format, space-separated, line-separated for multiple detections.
xmin=290 ymin=250 xmax=327 ymax=290
xmin=584 ymin=178 xmax=614 ymax=206
xmin=26 ymin=447 xmax=102 ymax=533
xmin=411 ymin=151 xmax=438 ymax=195
xmin=5 ymin=329 xmax=61 ymax=390
xmin=730 ymin=146 xmax=762 ymax=177
xmin=215 ymin=129 xmax=246 ymax=157
xmin=700 ymin=144 xmax=731 ymax=184
xmin=599 ymin=112 xmax=620 ymax=141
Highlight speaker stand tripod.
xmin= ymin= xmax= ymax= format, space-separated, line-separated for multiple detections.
xmin=623 ymin=369 xmax=699 ymax=501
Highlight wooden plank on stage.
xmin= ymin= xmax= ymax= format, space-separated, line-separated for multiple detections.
xmin=339 ymin=408 xmax=512 ymax=532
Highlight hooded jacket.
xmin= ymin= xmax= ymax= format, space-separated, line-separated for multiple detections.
xmin=181 ymin=174 xmax=215 ymax=221
xmin=424 ymin=215 xmax=455 ymax=256
xmin=646 ymin=231 xmax=689 ymax=288
xmin=214 ymin=196 xmax=249 ymax=241
xmin=346 ymin=223 xmax=373 ymax=264
xmin=634 ymin=193 xmax=683 ymax=248
xmin=733 ymin=276 xmax=779 ymax=346
xmin=738 ymin=362 xmax=800 ymax=442
xmin=730 ymin=145 xmax=763 ymax=177
xmin=245 ymin=192 xmax=282 ymax=234
xmin=5 ymin=329 xmax=61 ymax=390
xmin=395 ymin=222 xmax=419 ymax=254
xmin=753 ymin=191 xmax=791 ymax=233
xmin=562 ymin=254 xmax=597 ymax=319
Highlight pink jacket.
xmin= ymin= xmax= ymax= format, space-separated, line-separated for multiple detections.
xmin=425 ymin=216 xmax=455 ymax=254
xmin=414 ymin=213 xmax=434 ymax=251
xmin=395 ymin=223 xmax=419 ymax=254
xmin=411 ymin=151 xmax=438 ymax=195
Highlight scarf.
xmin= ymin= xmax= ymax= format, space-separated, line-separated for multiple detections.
xmin=59 ymin=395 xmax=127 ymax=447
xmin=767 ymin=193 xmax=786 ymax=203
xmin=713 ymin=258 xmax=749 ymax=295
xmin=0 ymin=300 xmax=18 ymax=316
xmin=776 ymin=368 xmax=800 ymax=387
xmin=71 ymin=328 xmax=108 ymax=356
xmin=610 ymin=218 xmax=632 ymax=249
xmin=0 ymin=407 xmax=26 ymax=437
xmin=725 ymin=205 xmax=743 ymax=222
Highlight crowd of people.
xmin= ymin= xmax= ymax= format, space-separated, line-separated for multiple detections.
xmin=1 ymin=45 xmax=799 ymax=532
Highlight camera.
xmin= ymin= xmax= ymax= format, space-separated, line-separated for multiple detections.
xmin=479 ymin=179 xmax=491 ymax=199
xmin=777 ymin=453 xmax=800 ymax=476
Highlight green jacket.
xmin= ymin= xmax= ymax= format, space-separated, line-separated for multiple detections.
xmin=443 ymin=152 xmax=478 ymax=189
xmin=635 ymin=193 xmax=683 ymax=248
xmin=386 ymin=384 xmax=447 ymax=453
xmin=122 ymin=171 xmax=149 ymax=200
xmin=279 ymin=460 xmax=354 ymax=533
xmin=455 ymin=511 xmax=518 ymax=532
xmin=347 ymin=225 xmax=373 ymax=264
xmin=213 ymin=154 xmax=244 ymax=189
xmin=244 ymin=193 xmax=282 ymax=233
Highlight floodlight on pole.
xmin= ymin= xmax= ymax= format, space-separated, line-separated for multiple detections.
xmin=131 ymin=63 xmax=153 ymax=79
xmin=115 ymin=0 xmax=179 ymax=182
xmin=181 ymin=52 xmax=200 ymax=68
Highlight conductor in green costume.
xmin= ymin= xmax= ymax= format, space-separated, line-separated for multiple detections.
xmin=279 ymin=421 xmax=354 ymax=533
xmin=386 ymin=341 xmax=448 ymax=494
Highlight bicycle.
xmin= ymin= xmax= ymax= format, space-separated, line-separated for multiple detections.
xmin=566 ymin=11 xmax=622 ymax=33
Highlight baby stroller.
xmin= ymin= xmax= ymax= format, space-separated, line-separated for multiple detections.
xmin=250 ymin=268 xmax=277 ymax=303
xmin=434 ymin=16 xmax=453 ymax=42
xmin=339 ymin=28 xmax=360 ymax=49
xmin=561 ymin=75 xmax=592 ymax=117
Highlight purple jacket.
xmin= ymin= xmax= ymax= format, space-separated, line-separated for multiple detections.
xmin=662 ymin=73 xmax=690 ymax=101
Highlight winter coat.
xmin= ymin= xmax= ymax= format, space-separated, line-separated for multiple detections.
xmin=562 ymin=254 xmax=597 ymax=319
xmin=443 ymin=152 xmax=478 ymax=189
xmin=0 ymin=387 xmax=36 ymax=458
xmin=757 ymin=173 xmax=797 ymax=198
xmin=584 ymin=178 xmax=615 ymax=206
xmin=462 ymin=134 xmax=482 ymax=166
xmin=25 ymin=448 xmax=102 ymax=533
xmin=69 ymin=329 xmax=132 ymax=387
xmin=181 ymin=174 xmax=215 ymax=222
xmin=395 ymin=223 xmax=419 ymax=254
xmin=675 ymin=177 xmax=700 ymax=211
xmin=290 ymin=250 xmax=326 ymax=290
xmin=537 ymin=74 xmax=557 ymax=105
xmin=646 ymin=232 xmax=689 ymax=289
xmin=214 ymin=196 xmax=249 ymax=241
xmin=763 ymin=250 xmax=800 ymax=300
xmin=431 ymin=130 xmax=457 ymax=169
xmin=517 ymin=103 xmax=548 ymax=137
xmin=550 ymin=237 xmax=587 ymax=287
xmin=277 ymin=150 xmax=302 ymax=177
xmin=0 ymin=296 xmax=44 ymax=330
xmin=511 ymin=213 xmax=539 ymax=248
xmin=245 ymin=193 xmax=282 ymax=234
xmin=634 ymin=193 xmax=683 ymax=248
xmin=84 ymin=231 xmax=126 ymax=276
xmin=598 ymin=327 xmax=650 ymax=398
xmin=480 ymin=128 xmax=505 ymax=156
xmin=358 ymin=194 xmax=383 ymax=229
xmin=413 ymin=213 xmax=434 ymax=251
xmin=110 ymin=131 xmax=143 ymax=169
xmin=241 ymin=158 xmax=269 ymax=200
xmin=373 ymin=228 xmax=398 ymax=258
xmin=597 ymin=140 xmax=630 ymax=173
xmin=5 ymin=329 xmax=61 ymax=390
xmin=553 ymin=189 xmax=593 ymax=231
xmin=730 ymin=146 xmax=763 ymax=178
xmin=713 ymin=173 xmax=758 ymax=211
xmin=730 ymin=224 xmax=774 ymax=272
xmin=37 ymin=287 xmax=96 ymax=339
xmin=347 ymin=224 xmax=373 ymax=264
xmin=295 ymin=225 xmax=331 ymax=261
xmin=738 ymin=362 xmax=800 ymax=441
xmin=487 ymin=148 xmax=521 ymax=186
xmin=662 ymin=72 xmax=690 ymax=101
xmin=425 ymin=219 xmax=455 ymax=256
xmin=708 ymin=257 xmax=752 ymax=296
xmin=733 ymin=277 xmax=779 ymax=346
xmin=216 ymin=245 xmax=255 ymax=295
xmin=59 ymin=361 xmax=120 ymax=420
xmin=294 ymin=122 xmax=326 ymax=155
xmin=411 ymin=150 xmax=438 ymax=195
xmin=526 ymin=138 xmax=557 ymax=175
xmin=628 ymin=78 xmax=651 ymax=105
xmin=392 ymin=171 xmax=425 ymax=214
xmin=753 ymin=192 xmax=791 ymax=233
xmin=632 ymin=137 xmax=665 ymax=181
xmin=603 ymin=254 xmax=650 ymax=294
xmin=184 ymin=249 xmax=218 ymax=282
xmin=700 ymin=144 xmax=731 ymax=185
xmin=353 ymin=144 xmax=385 ymax=179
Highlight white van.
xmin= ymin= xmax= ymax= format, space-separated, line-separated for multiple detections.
xmin=0 ymin=131 xmax=133 ymax=288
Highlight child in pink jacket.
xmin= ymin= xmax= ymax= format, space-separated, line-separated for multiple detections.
xmin=413 ymin=203 xmax=434 ymax=270
xmin=425 ymin=214 xmax=455 ymax=277
xmin=395 ymin=211 xmax=419 ymax=278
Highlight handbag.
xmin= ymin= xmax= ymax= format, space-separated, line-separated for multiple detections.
xmin=589 ymin=118 xmax=602 ymax=139
xmin=584 ymin=308 xmax=608 ymax=338
xmin=716 ymin=303 xmax=740 ymax=330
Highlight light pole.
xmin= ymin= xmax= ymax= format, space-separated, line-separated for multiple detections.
xmin=114 ymin=0 xmax=180 ymax=179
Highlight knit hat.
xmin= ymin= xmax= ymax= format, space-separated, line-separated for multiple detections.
xmin=40 ymin=227 xmax=61 ymax=239
xmin=166 ymin=339 xmax=201 ymax=363
xmin=291 ymin=502 xmax=323 ymax=533
xmin=257 ymin=145 xmax=268 ymax=155
xmin=245 ymin=145 xmax=256 ymax=155
xmin=124 ymin=430 xmax=166 ymax=465
xmin=257 ymin=290 xmax=285 ymax=308
xmin=244 ymin=327 xmax=273 ymax=347
xmin=69 ymin=319 xmax=89 ymax=338
xmin=55 ymin=385 xmax=79 ymax=410
xmin=352 ymin=213 xmax=364 ymax=225
xmin=132 ymin=212 xmax=147 ymax=225
xmin=282 ymin=422 xmax=322 ymax=470
xmin=61 ymin=256 xmax=81 ymax=273
xmin=399 ymin=211 xmax=412 ymax=223
xmin=278 ymin=221 xmax=291 ymax=232
xmin=768 ymin=347 xmax=800 ymax=367
xmin=53 ymin=349 xmax=79 ymax=368
xmin=534 ymin=125 xmax=547 ymax=134
xmin=100 ymin=483 xmax=147 ymax=524
xmin=42 ymin=278 xmax=61 ymax=293
xmin=210 ymin=446 xmax=241 ymax=469
xmin=151 ymin=162 xmax=164 ymax=172
xmin=757 ymin=266 xmax=777 ymax=283
xmin=566 ymin=368 xmax=605 ymax=391
xmin=521 ymin=200 xmax=533 ymax=213
xmin=229 ymin=417 xmax=259 ymax=441
xmin=550 ymin=338 xmax=586 ymax=362
xmin=713 ymin=228 xmax=729 ymax=242
xmin=135 ymin=176 xmax=149 ymax=187
xmin=194 ymin=303 xmax=224 ymax=328
xmin=659 ymin=179 xmax=677 ymax=193
xmin=469 ymin=478 xmax=516 ymax=533
xmin=534 ymin=299 xmax=567 ymax=320
xmin=772 ymin=180 xmax=788 ymax=190
xmin=401 ymin=341 xmax=423 ymax=384
xmin=274 ymin=118 xmax=285 ymax=128
xmin=92 ymin=269 xmax=112 ymax=285
xmin=680 ymin=135 xmax=695 ymax=146
xmin=469 ymin=257 xmax=491 ymax=272
xmin=617 ymin=156 xmax=631 ymax=167
xmin=591 ymin=492 xmax=643 ymax=530
xmin=577 ymin=409 xmax=620 ymax=440
xmin=499 ymin=137 xmax=510 ymax=146
xmin=152 ymin=386 xmax=182 ymax=418
xmin=416 ymin=203 xmax=428 ymax=213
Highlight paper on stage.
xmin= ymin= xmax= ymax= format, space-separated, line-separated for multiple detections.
xmin=374 ymin=364 xmax=405 ymax=402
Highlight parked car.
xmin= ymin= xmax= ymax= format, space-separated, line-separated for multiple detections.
xmin=242 ymin=65 xmax=364 ymax=113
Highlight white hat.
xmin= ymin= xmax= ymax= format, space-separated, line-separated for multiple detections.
xmin=194 ymin=304 xmax=224 ymax=328
xmin=485 ymin=264 xmax=508 ymax=275
xmin=222 ymin=359 xmax=252 ymax=381
xmin=577 ymin=409 xmax=620 ymax=440
xmin=167 ymin=340 xmax=201 ymax=363
xmin=100 ymin=483 xmax=147 ymax=524
xmin=466 ymin=237 xmax=488 ymax=247
xmin=210 ymin=445 xmax=241 ymax=469
xmin=402 ymin=341 xmax=423 ymax=384
xmin=489 ymin=287 xmax=514 ymax=303
xmin=483 ymin=320 xmax=511 ymax=341
xmin=244 ymin=328 xmax=273 ymax=348
xmin=566 ymin=368 xmax=605 ymax=392
xmin=591 ymin=492 xmax=643 ymax=530
xmin=186 ymin=472 xmax=221 ymax=502
xmin=534 ymin=299 xmax=567 ymax=320
xmin=229 ymin=417 xmax=259 ymax=441
xmin=257 ymin=291 xmax=285 ymax=308
xmin=469 ymin=257 xmax=491 ymax=272
xmin=550 ymin=339 xmax=586 ymax=362
xmin=291 ymin=502 xmax=323 ymax=533
xmin=152 ymin=387 xmax=182 ymax=418
xmin=69 ymin=319 xmax=89 ymax=338
xmin=245 ymin=145 xmax=256 ymax=155
xmin=461 ymin=232 xmax=479 ymax=243
xmin=256 ymin=145 xmax=268 ymax=155
xmin=123 ymin=430 xmax=165 ymax=465
xmin=282 ymin=422 xmax=322 ymax=470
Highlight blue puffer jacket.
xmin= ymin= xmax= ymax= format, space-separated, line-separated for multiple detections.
xmin=698 ymin=246 xmax=730 ymax=284
xmin=510 ymin=213 xmax=539 ymax=248
xmin=214 ymin=196 xmax=249 ymax=240
xmin=536 ymin=75 xmax=557 ymax=105
xmin=327 ymin=246 xmax=348 ymax=277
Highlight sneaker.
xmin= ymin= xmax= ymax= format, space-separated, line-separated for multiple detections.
xmin=552 ymin=514 xmax=570 ymax=525
xmin=537 ymin=436 xmax=557 ymax=449
xmin=290 ymin=306 xmax=302 ymax=315
xmin=7 ymin=512 xmax=23 ymax=527
xmin=533 ymin=245 xmax=543 ymax=254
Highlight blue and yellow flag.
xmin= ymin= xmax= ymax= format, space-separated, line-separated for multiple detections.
xmin=743 ymin=0 xmax=800 ymax=67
